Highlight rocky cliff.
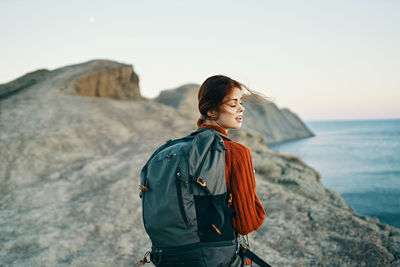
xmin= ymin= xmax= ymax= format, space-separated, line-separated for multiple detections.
xmin=155 ymin=83 xmax=315 ymax=145
xmin=0 ymin=60 xmax=399 ymax=266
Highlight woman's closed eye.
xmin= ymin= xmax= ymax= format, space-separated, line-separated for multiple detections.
xmin=231 ymin=103 xmax=243 ymax=107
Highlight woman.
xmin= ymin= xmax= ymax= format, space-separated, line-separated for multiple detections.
xmin=196 ymin=75 xmax=267 ymax=266
xmin=142 ymin=75 xmax=269 ymax=267
xmin=197 ymin=75 xmax=266 ymax=234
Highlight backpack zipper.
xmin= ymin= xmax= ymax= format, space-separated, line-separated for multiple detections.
xmin=176 ymin=169 xmax=189 ymax=225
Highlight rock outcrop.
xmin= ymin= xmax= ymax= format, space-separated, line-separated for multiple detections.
xmin=156 ymin=83 xmax=201 ymax=120
xmin=0 ymin=60 xmax=399 ymax=266
xmin=155 ymin=84 xmax=314 ymax=145
xmin=65 ymin=60 xmax=141 ymax=100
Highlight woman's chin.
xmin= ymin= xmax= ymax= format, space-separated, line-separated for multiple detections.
xmin=231 ymin=124 xmax=242 ymax=129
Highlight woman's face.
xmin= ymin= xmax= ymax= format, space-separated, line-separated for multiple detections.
xmin=207 ymin=87 xmax=245 ymax=130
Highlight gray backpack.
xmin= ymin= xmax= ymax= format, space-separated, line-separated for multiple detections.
xmin=139 ymin=127 xmax=238 ymax=264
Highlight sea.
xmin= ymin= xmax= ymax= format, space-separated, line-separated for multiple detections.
xmin=269 ymin=118 xmax=400 ymax=229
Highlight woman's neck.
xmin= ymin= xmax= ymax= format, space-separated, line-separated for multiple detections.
xmin=203 ymin=119 xmax=228 ymax=131
xmin=200 ymin=121 xmax=229 ymax=136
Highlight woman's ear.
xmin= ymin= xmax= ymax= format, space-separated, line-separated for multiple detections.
xmin=207 ymin=109 xmax=217 ymax=118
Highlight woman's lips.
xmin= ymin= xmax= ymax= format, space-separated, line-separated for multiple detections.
xmin=236 ymin=116 xmax=242 ymax=122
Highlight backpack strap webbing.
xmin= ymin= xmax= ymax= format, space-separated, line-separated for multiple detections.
xmin=193 ymin=178 xmax=237 ymax=217
xmin=238 ymin=244 xmax=272 ymax=267
xmin=194 ymin=179 xmax=237 ymax=236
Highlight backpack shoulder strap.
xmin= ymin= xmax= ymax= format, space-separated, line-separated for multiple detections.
xmin=238 ymin=245 xmax=272 ymax=267
xmin=191 ymin=127 xmax=232 ymax=141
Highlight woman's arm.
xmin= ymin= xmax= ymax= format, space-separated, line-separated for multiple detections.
xmin=229 ymin=143 xmax=266 ymax=235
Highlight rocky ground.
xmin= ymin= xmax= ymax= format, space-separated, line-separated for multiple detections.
xmin=0 ymin=60 xmax=399 ymax=266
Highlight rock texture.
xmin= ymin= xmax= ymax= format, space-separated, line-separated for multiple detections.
xmin=61 ymin=59 xmax=142 ymax=100
xmin=0 ymin=69 xmax=50 ymax=99
xmin=155 ymin=84 xmax=314 ymax=145
xmin=0 ymin=60 xmax=399 ymax=266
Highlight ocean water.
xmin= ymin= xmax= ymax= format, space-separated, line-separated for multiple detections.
xmin=269 ymin=118 xmax=400 ymax=228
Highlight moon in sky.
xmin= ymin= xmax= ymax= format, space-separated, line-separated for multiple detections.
xmin=89 ymin=17 xmax=95 ymax=23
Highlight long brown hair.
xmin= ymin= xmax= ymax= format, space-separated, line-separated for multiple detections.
xmin=197 ymin=75 xmax=273 ymax=128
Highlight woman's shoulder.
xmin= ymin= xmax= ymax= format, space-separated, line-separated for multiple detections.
xmin=224 ymin=139 xmax=251 ymax=154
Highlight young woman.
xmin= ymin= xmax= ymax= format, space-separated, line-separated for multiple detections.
xmin=196 ymin=75 xmax=267 ymax=266
xmin=142 ymin=75 xmax=269 ymax=267
xmin=197 ymin=75 xmax=266 ymax=236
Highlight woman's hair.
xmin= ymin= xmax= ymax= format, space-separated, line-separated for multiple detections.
xmin=197 ymin=75 xmax=273 ymax=128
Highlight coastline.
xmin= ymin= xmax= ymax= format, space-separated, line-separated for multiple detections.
xmin=269 ymin=118 xmax=400 ymax=229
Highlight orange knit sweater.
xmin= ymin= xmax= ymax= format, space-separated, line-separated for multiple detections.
xmin=199 ymin=123 xmax=266 ymax=235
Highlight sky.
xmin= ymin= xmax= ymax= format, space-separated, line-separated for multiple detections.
xmin=1 ymin=0 xmax=399 ymax=121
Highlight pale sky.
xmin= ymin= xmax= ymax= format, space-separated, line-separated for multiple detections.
xmin=1 ymin=0 xmax=399 ymax=121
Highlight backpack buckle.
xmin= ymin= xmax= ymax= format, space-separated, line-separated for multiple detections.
xmin=196 ymin=177 xmax=206 ymax=187
xmin=140 ymin=185 xmax=149 ymax=191
xmin=141 ymin=251 xmax=151 ymax=264
xmin=228 ymin=193 xmax=233 ymax=205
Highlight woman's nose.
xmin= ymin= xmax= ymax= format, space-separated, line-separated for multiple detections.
xmin=238 ymin=103 xmax=245 ymax=112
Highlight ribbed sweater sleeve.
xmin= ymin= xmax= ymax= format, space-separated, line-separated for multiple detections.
xmin=225 ymin=142 xmax=266 ymax=235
